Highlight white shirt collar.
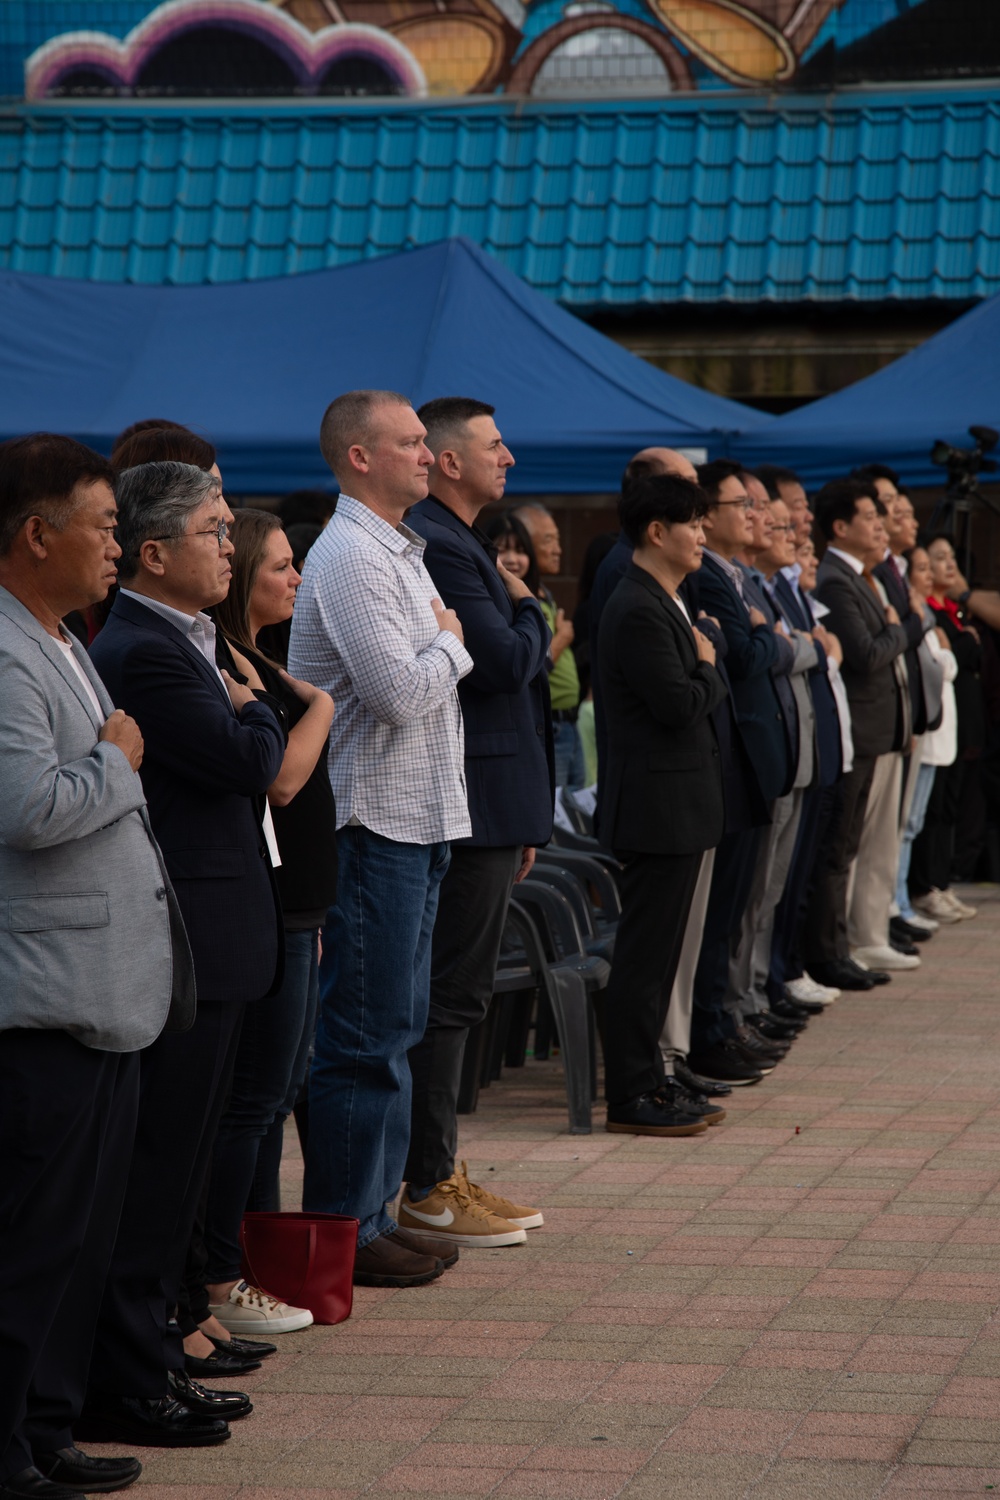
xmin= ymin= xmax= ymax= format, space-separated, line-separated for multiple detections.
xmin=826 ymin=546 xmax=865 ymax=576
xmin=119 ymin=589 xmax=219 ymax=670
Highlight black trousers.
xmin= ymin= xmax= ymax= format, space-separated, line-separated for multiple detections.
xmin=0 ymin=1030 xmax=138 ymax=1480
xmin=802 ymin=756 xmax=876 ymax=966
xmin=691 ymin=826 xmax=763 ymax=1049
xmin=602 ymin=849 xmax=702 ymax=1106
xmin=405 ymin=844 xmax=521 ymax=1188
xmin=910 ymin=758 xmax=967 ymax=895
xmin=86 ymin=1001 xmax=245 ymax=1397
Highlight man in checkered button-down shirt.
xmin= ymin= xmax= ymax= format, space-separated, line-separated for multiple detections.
xmin=288 ymin=390 xmax=474 ymax=1290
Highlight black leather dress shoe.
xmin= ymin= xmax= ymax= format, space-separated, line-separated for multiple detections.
xmin=848 ymin=959 xmax=891 ymax=986
xmin=208 ymin=1333 xmax=277 ymax=1359
xmin=35 ymin=1448 xmax=141 ymax=1493
xmin=890 ymin=915 xmax=931 ymax=944
xmin=809 ymin=959 xmax=875 ymax=991
xmin=889 ymin=934 xmax=919 ymax=957
xmin=166 ymin=1370 xmax=252 ymax=1420
xmin=1 ymin=1468 xmax=81 ymax=1500
xmin=746 ymin=1012 xmax=800 ymax=1042
xmin=772 ymin=995 xmax=815 ymax=1022
xmin=75 ymin=1393 xmax=230 ymax=1448
xmin=184 ymin=1347 xmax=262 ymax=1379
xmin=674 ymin=1057 xmax=732 ymax=1098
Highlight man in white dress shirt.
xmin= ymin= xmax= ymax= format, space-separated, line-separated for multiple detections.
xmin=289 ymin=391 xmax=474 ymax=1289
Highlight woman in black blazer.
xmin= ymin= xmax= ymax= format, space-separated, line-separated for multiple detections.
xmin=597 ymin=473 xmax=727 ymax=1136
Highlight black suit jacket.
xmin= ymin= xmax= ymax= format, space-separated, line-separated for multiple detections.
xmin=408 ymin=496 xmax=554 ymax=848
xmin=814 ymin=550 xmax=909 ymax=759
xmin=90 ymin=592 xmax=286 ymax=1004
xmin=597 ymin=563 xmax=726 ymax=855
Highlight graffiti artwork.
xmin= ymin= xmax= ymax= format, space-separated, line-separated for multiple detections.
xmin=20 ymin=0 xmax=1000 ymax=100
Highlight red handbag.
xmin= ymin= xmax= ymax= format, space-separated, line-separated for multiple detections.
xmin=240 ymin=1211 xmax=359 ymax=1325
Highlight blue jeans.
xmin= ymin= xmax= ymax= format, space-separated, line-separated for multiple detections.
xmin=303 ymin=826 xmax=450 ymax=1247
xmin=248 ymin=930 xmax=320 ymax=1215
xmin=203 ymin=928 xmax=320 ymax=1282
xmin=895 ymin=761 xmax=937 ymax=920
xmin=553 ymin=719 xmax=586 ymax=789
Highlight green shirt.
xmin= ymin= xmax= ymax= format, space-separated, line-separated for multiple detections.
xmin=540 ymin=597 xmax=581 ymax=711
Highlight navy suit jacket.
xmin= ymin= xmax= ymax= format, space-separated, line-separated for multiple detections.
xmin=697 ymin=551 xmax=794 ymax=804
xmin=90 ymin=592 xmax=286 ymax=1004
xmin=772 ymin=572 xmax=843 ymax=788
xmin=408 ymin=496 xmax=554 ymax=848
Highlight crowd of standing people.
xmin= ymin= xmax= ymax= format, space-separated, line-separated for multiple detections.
xmin=1 ymin=392 xmax=997 ymax=1500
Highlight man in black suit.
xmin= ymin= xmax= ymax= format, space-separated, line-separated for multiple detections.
xmin=399 ymin=398 xmax=553 ymax=1246
xmin=598 ymin=473 xmax=728 ymax=1136
xmin=84 ymin=462 xmax=285 ymax=1446
xmin=803 ymin=478 xmax=910 ymax=991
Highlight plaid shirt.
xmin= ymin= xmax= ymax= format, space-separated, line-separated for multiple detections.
xmin=288 ymin=493 xmax=473 ymax=845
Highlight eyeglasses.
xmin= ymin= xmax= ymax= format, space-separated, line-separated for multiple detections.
xmin=150 ymin=520 xmax=229 ymax=547
xmin=715 ymin=497 xmax=752 ymax=511
xmin=769 ymin=523 xmax=792 ymax=533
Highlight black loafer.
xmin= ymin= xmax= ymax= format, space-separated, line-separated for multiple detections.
xmin=809 ymin=960 xmax=875 ymax=992
xmin=1 ymin=1468 xmax=82 ymax=1500
xmin=34 ymin=1449 xmax=140 ymax=1494
xmin=208 ymin=1333 xmax=277 ymax=1359
xmin=75 ymin=1393 xmax=230 ymax=1448
xmin=673 ymin=1058 xmax=732 ymax=1098
xmin=890 ymin=915 xmax=931 ymax=944
xmin=185 ymin=1347 xmax=262 ymax=1378
xmin=166 ymin=1369 xmax=252 ymax=1420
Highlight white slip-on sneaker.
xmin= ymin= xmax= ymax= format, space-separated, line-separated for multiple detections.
xmin=852 ymin=945 xmax=920 ymax=971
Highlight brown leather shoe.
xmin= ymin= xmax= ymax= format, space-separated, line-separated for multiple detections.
xmin=390 ymin=1225 xmax=460 ymax=1268
xmin=352 ymin=1234 xmax=444 ymax=1287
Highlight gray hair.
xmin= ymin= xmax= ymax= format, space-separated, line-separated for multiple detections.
xmin=115 ymin=461 xmax=220 ymax=579
xmin=319 ymin=390 xmax=411 ymax=482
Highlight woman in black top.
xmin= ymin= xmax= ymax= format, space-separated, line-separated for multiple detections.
xmin=199 ymin=509 xmax=337 ymax=1334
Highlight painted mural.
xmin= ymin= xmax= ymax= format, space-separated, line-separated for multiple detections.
xmin=16 ymin=0 xmax=1000 ymax=100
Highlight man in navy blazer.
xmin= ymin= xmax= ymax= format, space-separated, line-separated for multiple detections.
xmin=84 ymin=462 xmax=285 ymax=1448
xmin=398 ymin=399 xmax=553 ymax=1247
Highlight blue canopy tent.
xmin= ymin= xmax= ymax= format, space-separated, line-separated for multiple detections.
xmin=737 ymin=293 xmax=1000 ymax=490
xmin=0 ymin=237 xmax=767 ymax=494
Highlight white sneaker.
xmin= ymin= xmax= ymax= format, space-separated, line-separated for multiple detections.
xmin=852 ymin=945 xmax=921 ymax=971
xmin=208 ymin=1280 xmax=314 ymax=1334
xmin=790 ymin=973 xmax=840 ymax=1003
xmin=941 ymin=888 xmax=978 ymax=919
xmin=912 ymin=889 xmax=961 ymax=924
xmin=904 ymin=911 xmax=939 ymax=933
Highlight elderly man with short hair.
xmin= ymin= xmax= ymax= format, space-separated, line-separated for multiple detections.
xmin=0 ymin=435 xmax=194 ymax=1500
xmin=83 ymin=461 xmax=286 ymax=1447
xmin=289 ymin=390 xmax=474 ymax=1290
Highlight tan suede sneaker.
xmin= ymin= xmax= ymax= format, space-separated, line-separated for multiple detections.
xmin=398 ymin=1174 xmax=526 ymax=1247
xmin=455 ymin=1160 xmax=544 ymax=1229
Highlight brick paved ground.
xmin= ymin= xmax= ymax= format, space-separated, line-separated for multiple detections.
xmin=102 ymin=885 xmax=1000 ymax=1500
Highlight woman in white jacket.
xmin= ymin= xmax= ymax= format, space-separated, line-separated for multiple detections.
xmin=895 ymin=545 xmax=958 ymax=926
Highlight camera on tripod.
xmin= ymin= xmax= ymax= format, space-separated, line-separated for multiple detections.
xmin=931 ymin=425 xmax=999 ymax=486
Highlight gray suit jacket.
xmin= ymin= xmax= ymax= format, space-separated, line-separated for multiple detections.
xmin=0 ymin=586 xmax=195 ymax=1051
xmin=814 ymin=550 xmax=909 ymax=759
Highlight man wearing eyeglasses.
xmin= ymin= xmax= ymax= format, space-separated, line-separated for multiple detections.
xmin=84 ymin=462 xmax=286 ymax=1448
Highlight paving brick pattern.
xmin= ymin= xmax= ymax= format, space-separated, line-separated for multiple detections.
xmin=92 ymin=886 xmax=1000 ymax=1498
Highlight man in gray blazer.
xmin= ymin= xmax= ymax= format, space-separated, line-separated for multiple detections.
xmin=0 ymin=434 xmax=193 ymax=1500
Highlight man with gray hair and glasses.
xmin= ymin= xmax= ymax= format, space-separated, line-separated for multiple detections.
xmin=289 ymin=390 xmax=474 ymax=1291
xmin=83 ymin=462 xmax=286 ymax=1448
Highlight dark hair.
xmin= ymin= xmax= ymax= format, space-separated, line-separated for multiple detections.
xmin=619 ymin=474 xmax=709 ymax=547
xmin=210 ymin=508 xmax=285 ymax=654
xmin=111 ymin=425 xmax=216 ymax=473
xmin=813 ymin=477 xmax=878 ymax=541
xmin=285 ymin=521 xmax=322 ymax=571
xmin=113 ymin=417 xmax=187 ymax=449
xmin=577 ymin=532 xmax=617 ymax=604
xmin=0 ymin=433 xmax=116 ymax=557
xmin=484 ymin=509 xmax=540 ymax=597
xmin=278 ymin=489 xmax=335 ymax=528
xmin=851 ymin=462 xmax=901 ymax=489
xmin=902 ymin=544 xmax=928 ymax=566
xmin=417 ymin=397 xmax=495 ymax=456
xmin=755 ymin=463 xmax=803 ymax=499
xmin=696 ymin=458 xmax=743 ymax=506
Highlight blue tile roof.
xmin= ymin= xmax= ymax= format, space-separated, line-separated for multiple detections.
xmin=2 ymin=88 xmax=1000 ymax=306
